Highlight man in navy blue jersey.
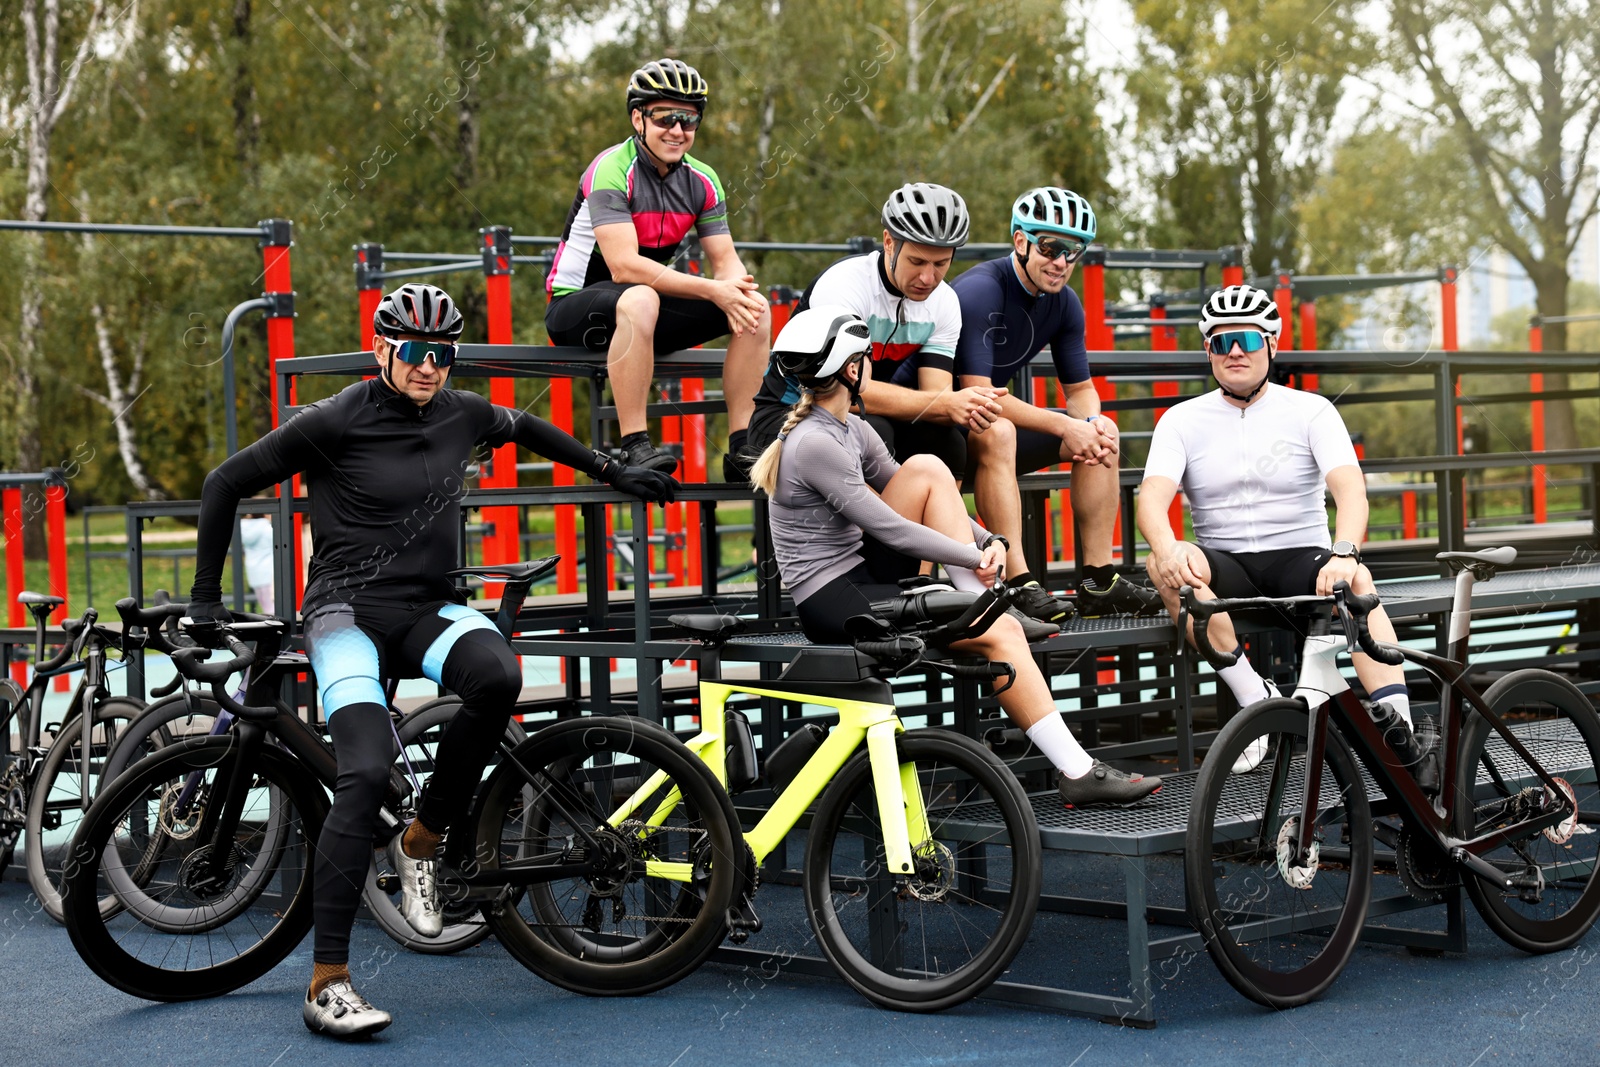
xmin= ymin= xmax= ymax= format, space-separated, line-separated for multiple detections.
xmin=951 ymin=187 xmax=1159 ymax=618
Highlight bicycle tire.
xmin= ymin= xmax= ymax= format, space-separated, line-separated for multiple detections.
xmin=1185 ymin=697 xmax=1373 ymax=1009
xmin=363 ymin=698 xmax=526 ymax=955
xmin=62 ymin=736 xmax=325 ymax=1002
xmin=100 ymin=692 xmax=225 ymax=786
xmin=1457 ymin=669 xmax=1600 ymax=953
xmin=25 ymin=697 xmax=147 ymax=922
xmin=476 ymin=716 xmax=741 ymax=996
xmin=803 ymin=728 xmax=1042 ymax=1012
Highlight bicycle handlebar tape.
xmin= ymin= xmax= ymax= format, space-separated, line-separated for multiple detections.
xmin=1181 ymin=586 xmax=1241 ymax=669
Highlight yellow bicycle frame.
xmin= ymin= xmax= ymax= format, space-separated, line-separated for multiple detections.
xmin=611 ymin=681 xmax=930 ymax=879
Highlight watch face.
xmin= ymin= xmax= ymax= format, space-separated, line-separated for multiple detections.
xmin=1332 ymin=540 xmax=1357 ymax=557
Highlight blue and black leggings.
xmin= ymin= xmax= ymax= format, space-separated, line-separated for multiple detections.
xmin=304 ymin=601 xmax=522 ymax=964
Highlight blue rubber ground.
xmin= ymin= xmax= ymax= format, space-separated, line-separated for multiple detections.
xmin=5 ymin=859 xmax=1596 ymax=1067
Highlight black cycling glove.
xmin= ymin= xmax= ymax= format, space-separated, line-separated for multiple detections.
xmin=186 ymin=587 xmax=233 ymax=627
xmin=591 ymin=450 xmax=680 ymax=504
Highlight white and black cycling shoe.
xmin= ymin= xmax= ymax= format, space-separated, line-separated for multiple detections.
xmin=304 ymin=980 xmax=392 ymax=1038
xmin=387 ymin=832 xmax=443 ymax=938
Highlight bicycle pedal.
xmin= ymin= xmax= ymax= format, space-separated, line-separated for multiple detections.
xmin=724 ymin=898 xmax=763 ymax=944
xmin=375 ymin=873 xmax=400 ymax=894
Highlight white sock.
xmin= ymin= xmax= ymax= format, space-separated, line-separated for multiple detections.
xmin=1217 ymin=648 xmax=1276 ymax=707
xmin=1371 ymin=684 xmax=1413 ymax=729
xmin=1026 ymin=712 xmax=1094 ymax=779
xmin=946 ymin=564 xmax=988 ymax=593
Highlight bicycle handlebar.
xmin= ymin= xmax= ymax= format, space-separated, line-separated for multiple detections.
xmin=854 ymin=636 xmax=927 ymax=663
xmin=1183 ymin=583 xmax=1406 ymax=669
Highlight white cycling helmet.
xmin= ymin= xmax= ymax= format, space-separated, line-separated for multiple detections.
xmin=882 ymin=183 xmax=970 ymax=248
xmin=1199 ymin=284 xmax=1282 ymax=339
xmin=773 ymin=305 xmax=873 ymax=389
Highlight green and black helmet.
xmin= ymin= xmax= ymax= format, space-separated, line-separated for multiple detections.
xmin=626 ymin=59 xmax=709 ymax=115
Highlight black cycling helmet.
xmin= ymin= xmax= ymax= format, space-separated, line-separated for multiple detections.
xmin=373 ymin=283 xmax=465 ymax=341
xmin=626 ymin=59 xmax=709 ymax=115
xmin=881 ymin=183 xmax=970 ymax=248
xmin=773 ymin=305 xmax=872 ymax=388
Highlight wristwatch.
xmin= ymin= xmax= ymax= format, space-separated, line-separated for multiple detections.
xmin=1330 ymin=539 xmax=1361 ymax=561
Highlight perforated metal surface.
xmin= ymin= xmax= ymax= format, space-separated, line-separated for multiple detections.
xmin=1059 ymin=614 xmax=1172 ymax=635
xmin=937 ymin=718 xmax=1596 ymax=858
xmin=1379 ymin=563 xmax=1600 ymax=613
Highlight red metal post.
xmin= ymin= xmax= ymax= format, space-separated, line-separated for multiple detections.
xmin=1081 ymin=247 xmax=1112 ymax=350
xmin=663 ymin=384 xmax=684 ymax=583
xmin=353 ymin=242 xmax=383 ymax=352
xmin=1220 ymin=245 xmax=1246 ymax=289
xmin=1529 ymin=317 xmax=1547 ymax=523
xmin=481 ymin=226 xmax=519 ymax=592
xmin=550 ymin=376 xmax=579 ymax=594
xmin=1149 ymin=297 xmax=1176 ymax=351
xmin=45 ymin=484 xmax=68 ymax=691
xmin=683 ymin=377 xmax=705 ymax=588
xmin=1402 ymin=491 xmax=1419 ymax=540
xmin=260 ymin=219 xmax=295 ymax=426
xmin=1439 ymin=265 xmax=1459 ymax=352
xmin=1273 ymin=271 xmax=1294 ymax=352
xmin=1299 ymin=301 xmax=1318 ymax=352
xmin=3 ymin=487 xmax=20 ymax=685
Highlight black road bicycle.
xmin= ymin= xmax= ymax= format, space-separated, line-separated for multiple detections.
xmin=1183 ymin=547 xmax=1600 ymax=1008
xmin=61 ymin=558 xmax=743 ymax=1003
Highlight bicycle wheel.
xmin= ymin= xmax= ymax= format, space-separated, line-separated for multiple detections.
xmin=364 ymin=698 xmax=526 ymax=955
xmin=803 ymin=728 xmax=1042 ymax=1012
xmin=476 ymin=716 xmax=741 ymax=996
xmin=101 ymin=692 xmax=226 ymax=786
xmin=1457 ymin=669 xmax=1600 ymax=952
xmin=1185 ymin=697 xmax=1373 ymax=1008
xmin=25 ymin=697 xmax=147 ymax=922
xmin=62 ymin=736 xmax=325 ymax=1001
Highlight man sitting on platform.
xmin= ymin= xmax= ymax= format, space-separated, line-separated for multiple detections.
xmin=1135 ymin=283 xmax=1418 ymax=774
xmin=545 ymin=58 xmax=770 ymax=478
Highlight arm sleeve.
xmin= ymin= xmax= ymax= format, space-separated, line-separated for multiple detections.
xmin=856 ymin=419 xmax=901 ymax=491
xmin=953 ymin=273 xmax=1002 ymax=381
xmin=1143 ymin=409 xmax=1189 ymax=485
xmin=1305 ymin=397 xmax=1361 ymax=474
xmin=795 ymin=433 xmax=984 ymax=570
xmin=912 ymin=287 xmax=961 ymax=376
xmin=806 ymin=261 xmax=859 ymax=314
xmin=189 ymin=401 xmax=344 ymax=602
xmin=1049 ymin=290 xmax=1091 ymax=386
xmin=474 ymin=394 xmax=608 ymax=478
xmin=585 ymin=150 xmax=636 ymax=229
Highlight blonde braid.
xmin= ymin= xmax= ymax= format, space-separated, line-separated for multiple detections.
xmin=750 ymin=388 xmax=821 ymax=495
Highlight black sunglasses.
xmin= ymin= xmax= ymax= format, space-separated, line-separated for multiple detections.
xmin=1027 ymin=232 xmax=1088 ymax=263
xmin=642 ymin=107 xmax=703 ymax=131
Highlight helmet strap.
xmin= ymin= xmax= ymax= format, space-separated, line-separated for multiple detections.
xmin=1214 ymin=355 xmax=1272 ymax=404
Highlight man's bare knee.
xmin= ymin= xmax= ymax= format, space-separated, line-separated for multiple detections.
xmin=615 ymin=285 xmax=661 ymax=328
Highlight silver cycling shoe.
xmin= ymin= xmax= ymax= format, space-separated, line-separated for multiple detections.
xmin=303 ymin=980 xmax=392 ymax=1038
xmin=387 ymin=830 xmax=443 ymax=938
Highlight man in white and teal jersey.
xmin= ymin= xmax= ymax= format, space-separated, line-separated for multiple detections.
xmin=545 ymin=58 xmax=770 ymax=477
xmin=746 ymin=183 xmax=1006 ymax=480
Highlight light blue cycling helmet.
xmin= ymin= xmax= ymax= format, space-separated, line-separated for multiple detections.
xmin=1011 ymin=187 xmax=1096 ymax=242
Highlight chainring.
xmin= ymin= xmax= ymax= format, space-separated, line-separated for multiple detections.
xmin=1395 ymin=827 xmax=1460 ymax=903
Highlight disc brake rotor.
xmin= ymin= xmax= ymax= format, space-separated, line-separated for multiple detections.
xmin=158 ymin=782 xmax=206 ymax=840
xmin=904 ymin=840 xmax=956 ymax=902
xmin=1275 ymin=817 xmax=1320 ymax=890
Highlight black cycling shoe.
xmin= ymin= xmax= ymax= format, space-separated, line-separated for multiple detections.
xmin=1007 ymin=607 xmax=1059 ymax=643
xmin=1011 ymin=581 xmax=1074 ymax=624
xmin=619 ymin=436 xmax=679 ymax=475
xmin=1076 ymin=574 xmax=1164 ymax=618
xmin=1058 ymin=762 xmax=1163 ymax=809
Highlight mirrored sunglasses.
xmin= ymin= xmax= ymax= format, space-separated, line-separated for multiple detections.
xmin=1029 ymin=232 xmax=1088 ymax=262
xmin=386 ymin=337 xmax=457 ymax=367
xmin=1206 ymin=330 xmax=1268 ymax=356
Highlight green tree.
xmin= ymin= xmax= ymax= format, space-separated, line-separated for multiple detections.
xmin=1130 ymin=0 xmax=1375 ymax=272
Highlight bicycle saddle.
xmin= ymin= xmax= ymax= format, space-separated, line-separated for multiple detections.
xmin=18 ymin=591 xmax=65 ymax=609
xmin=669 ymin=614 xmax=748 ymax=643
xmin=446 ymin=556 xmax=560 ymax=583
xmin=1437 ymin=546 xmax=1516 ymax=578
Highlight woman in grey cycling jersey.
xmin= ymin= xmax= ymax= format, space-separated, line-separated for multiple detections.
xmin=750 ymin=306 xmax=1160 ymax=809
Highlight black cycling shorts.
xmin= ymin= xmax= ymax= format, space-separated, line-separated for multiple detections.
xmin=795 ymin=549 xmax=920 ymax=644
xmin=545 ymin=281 xmax=729 ymax=353
xmin=1198 ymin=544 xmax=1333 ymax=633
xmin=859 ymin=414 xmax=967 ymax=475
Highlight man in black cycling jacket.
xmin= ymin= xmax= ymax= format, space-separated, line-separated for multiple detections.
xmin=186 ymin=282 xmax=676 ymax=1038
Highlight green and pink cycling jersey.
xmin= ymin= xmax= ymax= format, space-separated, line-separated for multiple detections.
xmin=547 ymin=138 xmax=731 ymax=297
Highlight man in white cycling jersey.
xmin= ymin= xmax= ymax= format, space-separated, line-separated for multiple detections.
xmin=1135 ymin=284 xmax=1417 ymax=772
